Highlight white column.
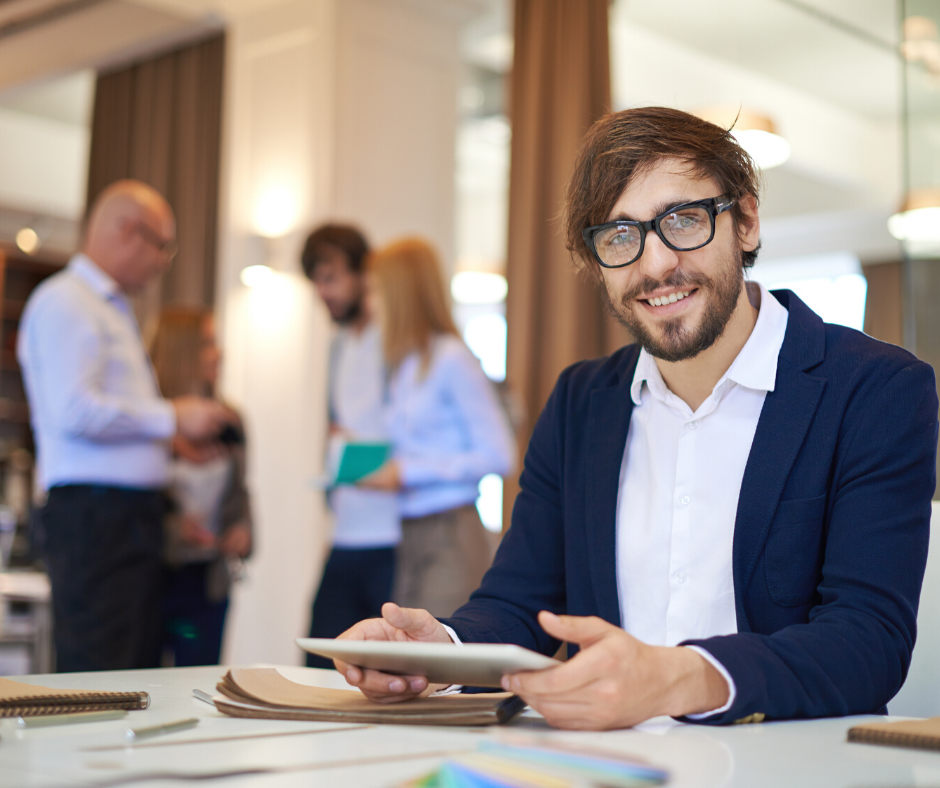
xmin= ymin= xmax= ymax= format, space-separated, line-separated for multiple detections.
xmin=215 ymin=0 xmax=473 ymax=666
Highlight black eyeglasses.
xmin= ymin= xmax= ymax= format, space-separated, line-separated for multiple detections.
xmin=134 ymin=222 xmax=179 ymax=261
xmin=582 ymin=195 xmax=735 ymax=269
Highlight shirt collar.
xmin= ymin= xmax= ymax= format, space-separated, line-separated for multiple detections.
xmin=68 ymin=254 xmax=123 ymax=301
xmin=630 ymin=280 xmax=789 ymax=406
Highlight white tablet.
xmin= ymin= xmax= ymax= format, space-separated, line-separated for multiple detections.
xmin=296 ymin=638 xmax=561 ymax=688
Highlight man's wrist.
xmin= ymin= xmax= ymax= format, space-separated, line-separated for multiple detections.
xmin=661 ymin=645 xmax=730 ymax=717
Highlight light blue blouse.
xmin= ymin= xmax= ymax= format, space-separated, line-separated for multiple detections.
xmin=389 ymin=334 xmax=516 ymax=519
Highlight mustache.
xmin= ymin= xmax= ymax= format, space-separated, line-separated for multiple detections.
xmin=620 ymin=270 xmax=709 ymax=303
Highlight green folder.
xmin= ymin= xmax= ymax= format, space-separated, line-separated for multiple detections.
xmin=333 ymin=442 xmax=391 ymax=485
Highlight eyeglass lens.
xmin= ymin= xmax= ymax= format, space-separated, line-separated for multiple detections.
xmin=594 ymin=204 xmax=713 ymax=267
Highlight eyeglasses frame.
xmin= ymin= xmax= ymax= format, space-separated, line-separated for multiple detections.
xmin=133 ymin=221 xmax=179 ymax=261
xmin=582 ymin=195 xmax=735 ymax=269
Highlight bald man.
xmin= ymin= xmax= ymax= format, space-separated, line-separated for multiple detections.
xmin=17 ymin=180 xmax=229 ymax=672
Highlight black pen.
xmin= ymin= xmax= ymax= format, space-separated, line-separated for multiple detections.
xmin=496 ymin=695 xmax=527 ymax=723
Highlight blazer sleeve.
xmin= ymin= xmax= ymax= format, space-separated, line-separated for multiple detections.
xmin=681 ymin=359 xmax=938 ymax=724
xmin=440 ymin=365 xmax=572 ymax=654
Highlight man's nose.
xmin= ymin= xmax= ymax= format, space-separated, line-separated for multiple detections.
xmin=635 ymin=232 xmax=680 ymax=282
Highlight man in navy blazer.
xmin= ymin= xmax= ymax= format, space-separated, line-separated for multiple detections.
xmin=337 ymin=107 xmax=939 ymax=729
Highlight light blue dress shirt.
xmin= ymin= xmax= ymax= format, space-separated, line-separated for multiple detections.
xmin=389 ymin=334 xmax=515 ymax=519
xmin=17 ymin=255 xmax=176 ymax=491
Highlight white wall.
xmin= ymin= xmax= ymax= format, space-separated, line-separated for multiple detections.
xmin=216 ymin=0 xmax=471 ymax=666
xmin=0 ymin=107 xmax=89 ymax=219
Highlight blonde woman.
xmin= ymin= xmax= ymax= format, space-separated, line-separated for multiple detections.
xmin=361 ymin=238 xmax=515 ymax=617
xmin=150 ymin=307 xmax=252 ymax=665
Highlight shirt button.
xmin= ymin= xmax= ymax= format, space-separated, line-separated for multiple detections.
xmin=676 ymin=572 xmax=686 ymax=583
xmin=680 ymin=495 xmax=690 ymax=506
xmin=688 ymin=420 xmax=698 ymax=430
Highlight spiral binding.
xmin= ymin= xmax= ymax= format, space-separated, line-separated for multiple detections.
xmin=0 ymin=691 xmax=151 ymax=718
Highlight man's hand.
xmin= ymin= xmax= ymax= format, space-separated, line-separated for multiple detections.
xmin=172 ymin=396 xmax=230 ymax=441
xmin=219 ymin=522 xmax=251 ymax=557
xmin=178 ymin=515 xmax=216 ymax=548
xmin=171 ymin=434 xmax=226 ymax=463
xmin=357 ymin=460 xmax=401 ymax=491
xmin=500 ymin=611 xmax=729 ymax=730
xmin=335 ymin=602 xmax=452 ymax=703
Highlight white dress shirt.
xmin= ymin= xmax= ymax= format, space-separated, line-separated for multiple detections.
xmin=17 ymin=255 xmax=176 ymax=491
xmin=617 ymin=281 xmax=788 ymax=716
xmin=328 ymin=323 xmax=400 ymax=548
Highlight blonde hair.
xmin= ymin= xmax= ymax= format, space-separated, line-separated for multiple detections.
xmin=368 ymin=237 xmax=459 ymax=372
xmin=150 ymin=306 xmax=213 ymax=398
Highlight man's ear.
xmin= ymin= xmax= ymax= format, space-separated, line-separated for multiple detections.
xmin=736 ymin=194 xmax=761 ymax=252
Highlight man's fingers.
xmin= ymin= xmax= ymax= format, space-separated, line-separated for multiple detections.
xmin=381 ymin=602 xmax=450 ymax=642
xmin=537 ymin=610 xmax=617 ymax=647
xmin=501 ymin=652 xmax=602 ymax=697
xmin=342 ymin=668 xmax=429 ymax=702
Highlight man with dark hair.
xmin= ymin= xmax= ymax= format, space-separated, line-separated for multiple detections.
xmin=334 ymin=108 xmax=938 ymax=730
xmin=301 ymin=223 xmax=400 ymax=668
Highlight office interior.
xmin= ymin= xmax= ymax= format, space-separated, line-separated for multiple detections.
xmin=0 ymin=0 xmax=938 ymax=715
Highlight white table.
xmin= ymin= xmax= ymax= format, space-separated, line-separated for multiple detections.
xmin=1 ymin=665 xmax=938 ymax=787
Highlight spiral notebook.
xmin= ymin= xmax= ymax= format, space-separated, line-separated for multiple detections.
xmin=848 ymin=717 xmax=940 ymax=751
xmin=0 ymin=677 xmax=151 ymax=718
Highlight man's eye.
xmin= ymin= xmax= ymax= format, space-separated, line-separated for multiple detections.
xmin=604 ymin=228 xmax=639 ymax=247
xmin=665 ymin=211 xmax=706 ymax=232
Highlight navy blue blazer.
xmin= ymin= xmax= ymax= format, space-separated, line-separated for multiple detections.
xmin=443 ymin=290 xmax=939 ymax=724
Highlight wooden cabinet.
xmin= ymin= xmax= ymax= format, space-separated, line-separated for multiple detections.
xmin=0 ymin=244 xmax=66 ymax=567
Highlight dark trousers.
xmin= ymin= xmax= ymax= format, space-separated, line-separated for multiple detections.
xmin=41 ymin=485 xmax=165 ymax=673
xmin=306 ymin=546 xmax=395 ymax=669
xmin=162 ymin=562 xmax=229 ymax=667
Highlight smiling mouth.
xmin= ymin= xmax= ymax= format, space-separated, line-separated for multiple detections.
xmin=644 ymin=289 xmax=694 ymax=307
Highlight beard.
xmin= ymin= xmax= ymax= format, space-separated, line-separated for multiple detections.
xmin=332 ymin=297 xmax=363 ymax=326
xmin=601 ymin=246 xmax=745 ymax=363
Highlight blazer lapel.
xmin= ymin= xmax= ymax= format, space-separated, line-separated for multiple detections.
xmin=585 ymin=348 xmax=639 ymax=627
xmin=732 ymin=291 xmax=826 ymax=632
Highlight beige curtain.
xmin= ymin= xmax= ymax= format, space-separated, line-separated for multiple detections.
xmin=862 ymin=262 xmax=903 ymax=347
xmin=503 ymin=0 xmax=623 ymax=528
xmin=85 ymin=33 xmax=225 ymax=339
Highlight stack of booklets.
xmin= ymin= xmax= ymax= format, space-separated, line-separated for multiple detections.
xmin=848 ymin=717 xmax=940 ymax=751
xmin=0 ymin=677 xmax=150 ymax=718
xmin=212 ymin=668 xmax=525 ymax=726
xmin=402 ymin=740 xmax=668 ymax=787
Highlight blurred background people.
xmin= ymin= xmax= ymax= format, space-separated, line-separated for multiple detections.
xmin=17 ymin=180 xmax=230 ymax=672
xmin=361 ymin=237 xmax=515 ymax=617
xmin=301 ymin=224 xmax=400 ymax=668
xmin=151 ymin=306 xmax=252 ymax=666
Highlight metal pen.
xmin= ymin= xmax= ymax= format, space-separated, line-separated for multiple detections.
xmin=17 ymin=710 xmax=129 ymax=728
xmin=125 ymin=717 xmax=199 ymax=742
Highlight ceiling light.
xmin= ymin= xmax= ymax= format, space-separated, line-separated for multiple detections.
xmin=888 ymin=188 xmax=940 ymax=242
xmin=451 ymin=271 xmax=508 ymax=304
xmin=253 ymin=186 xmax=297 ymax=238
xmin=240 ymin=264 xmax=275 ymax=288
xmin=15 ymin=227 xmax=40 ymax=255
xmin=694 ymin=107 xmax=791 ymax=170
xmin=902 ymin=16 xmax=940 ymax=73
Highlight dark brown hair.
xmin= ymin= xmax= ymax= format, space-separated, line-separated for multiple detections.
xmin=565 ymin=107 xmax=762 ymax=274
xmin=300 ymin=223 xmax=370 ymax=279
